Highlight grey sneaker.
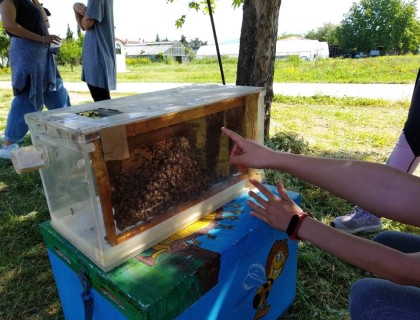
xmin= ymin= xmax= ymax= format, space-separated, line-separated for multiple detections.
xmin=331 ymin=206 xmax=382 ymax=234
xmin=0 ymin=143 xmax=19 ymax=160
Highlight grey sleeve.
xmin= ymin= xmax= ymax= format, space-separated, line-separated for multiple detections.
xmin=86 ymin=0 xmax=104 ymax=23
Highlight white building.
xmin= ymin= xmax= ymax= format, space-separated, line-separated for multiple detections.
xmin=115 ymin=38 xmax=127 ymax=73
xmin=195 ymin=43 xmax=240 ymax=58
xmin=276 ymin=39 xmax=329 ymax=60
xmin=124 ymin=41 xmax=189 ymax=63
xmin=196 ymin=38 xmax=329 ymax=60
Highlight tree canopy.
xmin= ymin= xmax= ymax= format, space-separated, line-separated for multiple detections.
xmin=305 ymin=23 xmax=339 ymax=45
xmin=337 ymin=0 xmax=420 ymax=54
xmin=65 ymin=24 xmax=74 ymax=41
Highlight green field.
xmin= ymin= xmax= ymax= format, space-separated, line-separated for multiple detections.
xmin=0 ymin=55 xmax=419 ymax=319
xmin=0 ymin=54 xmax=419 ymax=84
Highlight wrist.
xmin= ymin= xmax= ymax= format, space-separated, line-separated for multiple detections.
xmin=264 ymin=149 xmax=279 ymax=168
xmin=286 ymin=212 xmax=313 ymax=240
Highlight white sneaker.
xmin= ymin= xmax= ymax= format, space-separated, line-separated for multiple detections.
xmin=0 ymin=143 xmax=20 ymax=160
xmin=331 ymin=206 xmax=382 ymax=234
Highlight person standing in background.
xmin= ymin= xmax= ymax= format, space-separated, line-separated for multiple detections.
xmin=0 ymin=0 xmax=71 ymax=160
xmin=73 ymin=0 xmax=116 ymax=102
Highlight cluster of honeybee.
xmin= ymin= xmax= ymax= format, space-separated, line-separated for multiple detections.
xmin=109 ymin=135 xmax=211 ymax=230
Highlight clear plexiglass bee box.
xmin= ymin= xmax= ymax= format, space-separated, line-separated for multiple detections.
xmin=19 ymin=84 xmax=265 ymax=271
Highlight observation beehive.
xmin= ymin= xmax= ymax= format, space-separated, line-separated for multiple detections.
xmin=22 ymin=84 xmax=265 ymax=271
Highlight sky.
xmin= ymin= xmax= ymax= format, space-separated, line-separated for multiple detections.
xmin=44 ymin=0 xmax=420 ymax=44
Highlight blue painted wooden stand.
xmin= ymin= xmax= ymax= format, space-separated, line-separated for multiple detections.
xmin=41 ymin=186 xmax=301 ymax=320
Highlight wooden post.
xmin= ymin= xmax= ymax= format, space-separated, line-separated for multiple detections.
xmin=90 ymin=139 xmax=118 ymax=245
xmin=246 ymin=91 xmax=265 ymax=182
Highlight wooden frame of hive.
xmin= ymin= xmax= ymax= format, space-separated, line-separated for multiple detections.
xmin=92 ymin=88 xmax=265 ymax=246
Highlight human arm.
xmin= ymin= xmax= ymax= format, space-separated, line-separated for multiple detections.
xmin=0 ymin=0 xmax=60 ymax=44
xmin=73 ymin=2 xmax=86 ymax=30
xmin=247 ymin=179 xmax=420 ymax=286
xmin=221 ymin=127 xmax=420 ymax=227
xmin=73 ymin=2 xmax=95 ymax=30
xmin=82 ymin=14 xmax=95 ymax=30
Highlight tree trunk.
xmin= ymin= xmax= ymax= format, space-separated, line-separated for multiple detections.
xmin=236 ymin=0 xmax=281 ymax=140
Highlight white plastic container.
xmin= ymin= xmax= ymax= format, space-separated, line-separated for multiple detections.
xmin=23 ymin=84 xmax=265 ymax=271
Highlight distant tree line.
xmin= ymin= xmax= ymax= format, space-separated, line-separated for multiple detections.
xmin=54 ymin=24 xmax=83 ymax=71
xmin=179 ymin=35 xmax=207 ymax=60
xmin=179 ymin=35 xmax=207 ymax=51
xmin=302 ymin=0 xmax=420 ymax=55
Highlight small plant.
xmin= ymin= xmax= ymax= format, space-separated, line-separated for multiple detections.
xmin=126 ymin=57 xmax=152 ymax=66
xmin=266 ymin=131 xmax=309 ymax=154
xmin=264 ymin=132 xmax=309 ymax=193
xmin=285 ymin=55 xmax=303 ymax=67
xmin=0 ymin=67 xmax=10 ymax=74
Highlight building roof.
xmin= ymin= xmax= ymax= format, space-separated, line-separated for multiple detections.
xmin=125 ymin=41 xmax=181 ymax=56
xmin=196 ymin=39 xmax=329 ymax=60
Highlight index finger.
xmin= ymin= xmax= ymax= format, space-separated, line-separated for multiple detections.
xmin=221 ymin=127 xmax=242 ymax=143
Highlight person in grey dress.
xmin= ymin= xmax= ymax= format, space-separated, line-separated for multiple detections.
xmin=73 ymin=0 xmax=116 ymax=101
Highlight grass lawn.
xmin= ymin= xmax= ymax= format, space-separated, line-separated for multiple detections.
xmin=1 ymin=56 xmax=420 ymax=319
xmin=0 ymin=55 xmax=419 ymax=84
xmin=268 ymin=95 xmax=420 ymax=319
